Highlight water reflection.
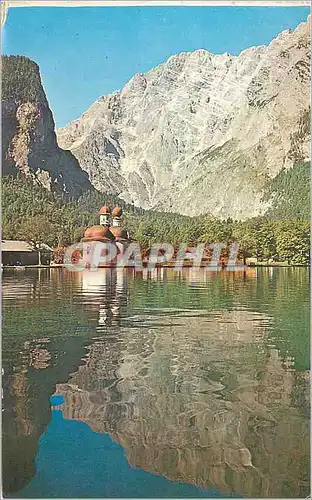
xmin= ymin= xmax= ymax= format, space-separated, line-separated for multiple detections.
xmin=56 ymin=298 xmax=309 ymax=498
xmin=2 ymin=268 xmax=310 ymax=498
xmin=79 ymin=268 xmax=128 ymax=328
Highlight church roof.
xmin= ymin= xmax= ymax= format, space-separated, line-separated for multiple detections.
xmin=110 ymin=226 xmax=128 ymax=240
xmin=112 ymin=206 xmax=123 ymax=217
xmin=98 ymin=205 xmax=111 ymax=215
xmin=81 ymin=225 xmax=115 ymax=242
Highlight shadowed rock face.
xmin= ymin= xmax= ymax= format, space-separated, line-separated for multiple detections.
xmin=2 ymin=56 xmax=92 ymax=198
xmin=57 ymin=17 xmax=310 ymax=218
xmin=56 ymin=309 xmax=310 ymax=499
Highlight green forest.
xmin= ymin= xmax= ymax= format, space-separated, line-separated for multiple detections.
xmin=2 ymin=165 xmax=310 ymax=265
xmin=2 ymin=55 xmax=47 ymax=104
xmin=263 ymin=162 xmax=310 ymax=220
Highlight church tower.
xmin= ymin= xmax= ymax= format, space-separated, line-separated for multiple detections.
xmin=112 ymin=206 xmax=122 ymax=227
xmin=98 ymin=205 xmax=111 ymax=227
xmin=110 ymin=206 xmax=129 ymax=243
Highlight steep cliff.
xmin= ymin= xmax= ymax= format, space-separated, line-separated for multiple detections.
xmin=2 ymin=55 xmax=91 ymax=197
xmin=57 ymin=16 xmax=310 ymax=219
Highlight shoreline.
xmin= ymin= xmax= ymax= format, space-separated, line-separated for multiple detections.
xmin=1 ymin=264 xmax=309 ymax=270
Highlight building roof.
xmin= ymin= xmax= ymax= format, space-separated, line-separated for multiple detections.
xmin=112 ymin=206 xmax=123 ymax=217
xmin=1 ymin=240 xmax=53 ymax=252
xmin=98 ymin=205 xmax=111 ymax=215
xmin=81 ymin=225 xmax=116 ymax=242
xmin=110 ymin=226 xmax=128 ymax=240
xmin=1 ymin=240 xmax=34 ymax=252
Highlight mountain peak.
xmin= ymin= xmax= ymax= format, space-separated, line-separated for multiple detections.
xmin=56 ymin=18 xmax=310 ymax=219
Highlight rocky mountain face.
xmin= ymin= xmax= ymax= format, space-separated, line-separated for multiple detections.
xmin=57 ymin=16 xmax=310 ymax=219
xmin=2 ymin=56 xmax=91 ymax=198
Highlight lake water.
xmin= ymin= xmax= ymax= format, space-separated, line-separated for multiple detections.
xmin=2 ymin=267 xmax=310 ymax=498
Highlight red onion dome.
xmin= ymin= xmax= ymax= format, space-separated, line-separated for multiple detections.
xmin=98 ymin=205 xmax=111 ymax=215
xmin=112 ymin=206 xmax=123 ymax=217
xmin=110 ymin=226 xmax=128 ymax=240
xmin=81 ymin=225 xmax=115 ymax=242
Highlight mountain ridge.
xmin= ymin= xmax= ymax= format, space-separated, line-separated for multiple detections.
xmin=57 ymin=16 xmax=310 ymax=219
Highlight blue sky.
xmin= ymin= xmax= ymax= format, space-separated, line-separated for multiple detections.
xmin=3 ymin=6 xmax=309 ymax=127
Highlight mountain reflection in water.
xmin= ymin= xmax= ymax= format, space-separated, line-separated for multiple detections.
xmin=2 ymin=268 xmax=310 ymax=498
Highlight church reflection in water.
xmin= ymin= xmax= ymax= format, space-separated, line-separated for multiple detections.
xmin=80 ymin=267 xmax=128 ymax=328
xmin=52 ymin=269 xmax=310 ymax=499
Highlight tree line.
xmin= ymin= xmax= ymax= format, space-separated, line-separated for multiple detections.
xmin=2 ymin=174 xmax=310 ymax=265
